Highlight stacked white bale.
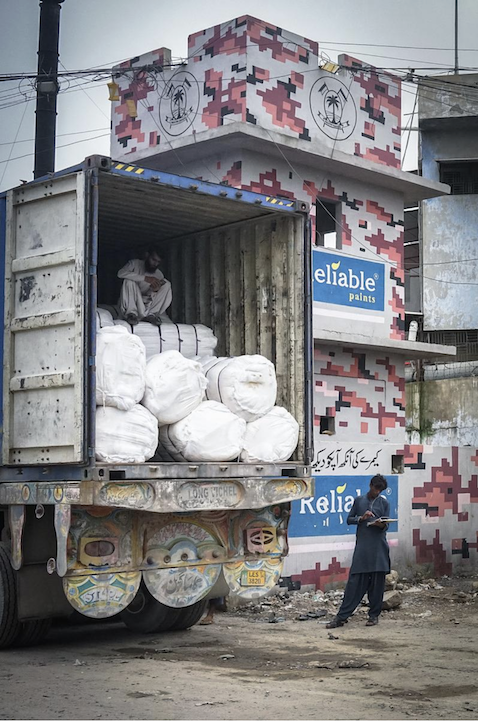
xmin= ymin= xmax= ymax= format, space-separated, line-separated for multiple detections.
xmin=202 ymin=355 xmax=277 ymax=421
xmin=95 ymin=405 xmax=158 ymax=463
xmin=159 ymin=400 xmax=246 ymax=462
xmin=96 ymin=326 xmax=146 ymax=411
xmin=114 ymin=319 xmax=132 ymax=332
xmin=142 ymin=351 xmax=208 ymax=425
xmin=133 ymin=322 xmax=217 ymax=361
xmin=96 ymin=307 xmax=115 ymax=331
xmin=240 ymin=406 xmax=299 ymax=463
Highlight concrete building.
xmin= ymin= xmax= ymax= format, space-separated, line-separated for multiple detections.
xmin=109 ymin=17 xmax=478 ymax=584
xmin=405 ymin=73 xmax=478 ymax=449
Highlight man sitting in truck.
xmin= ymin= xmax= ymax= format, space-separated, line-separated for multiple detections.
xmin=118 ymin=246 xmax=172 ymax=325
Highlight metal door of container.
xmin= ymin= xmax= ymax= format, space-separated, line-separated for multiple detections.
xmin=2 ymin=172 xmax=87 ymax=465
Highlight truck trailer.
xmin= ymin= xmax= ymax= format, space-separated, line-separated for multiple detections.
xmin=0 ymin=155 xmax=312 ymax=647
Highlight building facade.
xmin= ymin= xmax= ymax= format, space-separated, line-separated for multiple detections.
xmin=110 ymin=17 xmax=478 ymax=584
xmin=405 ymin=73 xmax=478 ymax=449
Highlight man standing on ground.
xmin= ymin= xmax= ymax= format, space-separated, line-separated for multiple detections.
xmin=118 ymin=246 xmax=172 ymax=325
xmin=326 ymin=474 xmax=391 ymax=628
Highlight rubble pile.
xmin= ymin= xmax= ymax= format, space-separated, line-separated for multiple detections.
xmin=229 ymin=573 xmax=477 ymax=625
xmin=231 ymin=589 xmax=350 ymax=624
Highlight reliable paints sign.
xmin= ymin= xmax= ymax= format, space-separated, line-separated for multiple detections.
xmin=313 ymin=250 xmax=385 ymax=311
xmin=289 ymin=475 xmax=398 ymax=537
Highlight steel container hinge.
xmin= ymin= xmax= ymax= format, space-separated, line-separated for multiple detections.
xmin=88 ymin=356 xmax=95 ymax=366
xmin=88 ymin=447 xmax=94 ymax=458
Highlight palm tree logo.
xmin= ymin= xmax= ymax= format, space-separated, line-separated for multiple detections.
xmin=168 ymin=80 xmax=189 ymax=122
xmin=325 ymin=92 xmax=341 ymax=125
xmin=310 ymin=77 xmax=357 ymax=140
xmin=160 ymin=71 xmax=200 ymax=137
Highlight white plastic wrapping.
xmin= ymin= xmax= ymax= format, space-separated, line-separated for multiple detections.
xmin=133 ymin=322 xmax=217 ymax=361
xmin=114 ymin=319 xmax=132 ymax=332
xmin=96 ymin=326 xmax=146 ymax=411
xmin=142 ymin=350 xmax=208 ymax=425
xmin=159 ymin=400 xmax=246 ymax=462
xmin=240 ymin=406 xmax=299 ymax=463
xmin=96 ymin=307 xmax=114 ymax=330
xmin=95 ymin=404 xmax=159 ymax=463
xmin=202 ymin=355 xmax=277 ymax=421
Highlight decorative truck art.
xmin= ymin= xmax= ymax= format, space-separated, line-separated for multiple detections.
xmin=0 ymin=157 xmax=312 ymax=647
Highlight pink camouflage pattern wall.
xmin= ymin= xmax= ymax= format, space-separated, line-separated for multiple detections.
xmin=111 ymin=16 xmax=401 ymax=169
xmin=109 ymin=17 xmax=474 ymax=585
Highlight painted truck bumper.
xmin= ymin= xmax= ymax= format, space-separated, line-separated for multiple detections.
xmin=1 ymin=475 xmax=312 ymax=618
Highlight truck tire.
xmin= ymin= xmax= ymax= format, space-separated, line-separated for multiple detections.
xmin=121 ymin=583 xmax=181 ymax=634
xmin=14 ymin=618 xmax=52 ymax=647
xmin=169 ymin=599 xmax=207 ymax=631
xmin=0 ymin=543 xmax=21 ymax=649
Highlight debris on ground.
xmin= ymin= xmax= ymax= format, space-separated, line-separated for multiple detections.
xmin=230 ymin=572 xmax=477 ymax=626
xmin=385 ymin=570 xmax=399 ymax=590
xmin=382 ymin=590 xmax=402 ymax=610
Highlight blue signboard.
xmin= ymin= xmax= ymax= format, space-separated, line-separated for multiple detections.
xmin=289 ymin=475 xmax=398 ymax=537
xmin=313 ymin=250 xmax=385 ymax=311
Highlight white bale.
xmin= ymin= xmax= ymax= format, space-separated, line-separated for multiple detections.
xmin=240 ymin=406 xmax=299 ymax=463
xmin=95 ymin=404 xmax=159 ymax=463
xmin=96 ymin=326 xmax=146 ymax=411
xmin=202 ymin=355 xmax=277 ymax=421
xmin=114 ymin=319 xmax=132 ymax=333
xmin=133 ymin=322 xmax=217 ymax=361
xmin=142 ymin=350 xmax=208 ymax=425
xmin=159 ymin=400 xmax=246 ymax=462
xmin=96 ymin=307 xmax=114 ymax=330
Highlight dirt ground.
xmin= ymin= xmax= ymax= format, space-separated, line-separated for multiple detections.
xmin=0 ymin=575 xmax=477 ymax=721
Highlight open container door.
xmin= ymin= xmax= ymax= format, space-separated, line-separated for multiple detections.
xmin=2 ymin=171 xmax=88 ymax=465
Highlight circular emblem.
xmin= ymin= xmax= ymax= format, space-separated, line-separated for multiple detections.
xmin=159 ymin=70 xmax=200 ymax=137
xmin=309 ymin=76 xmax=357 ymax=141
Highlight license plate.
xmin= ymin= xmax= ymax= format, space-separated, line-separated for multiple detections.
xmin=241 ymin=570 xmax=266 ymax=586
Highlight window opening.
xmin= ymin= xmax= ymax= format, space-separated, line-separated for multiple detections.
xmin=439 ymin=161 xmax=478 ymax=195
xmin=316 ymin=200 xmax=341 ymax=249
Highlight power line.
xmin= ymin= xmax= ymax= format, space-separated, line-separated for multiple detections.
xmin=0 ymin=127 xmax=109 ymax=147
xmin=0 ymin=102 xmax=29 ymax=188
xmin=319 ymin=41 xmax=478 ymax=52
xmin=0 ymin=133 xmax=110 ymax=166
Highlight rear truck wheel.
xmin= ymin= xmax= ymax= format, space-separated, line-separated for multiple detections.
xmin=0 ymin=543 xmax=21 ymax=649
xmin=14 ymin=618 xmax=52 ymax=647
xmin=120 ymin=582 xmax=181 ymax=634
xmin=169 ymin=599 xmax=208 ymax=631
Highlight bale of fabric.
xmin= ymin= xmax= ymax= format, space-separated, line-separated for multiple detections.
xmin=132 ymin=322 xmax=217 ymax=361
xmin=142 ymin=350 xmax=208 ymax=425
xmin=113 ymin=319 xmax=132 ymax=332
xmin=95 ymin=326 xmax=146 ymax=411
xmin=95 ymin=404 xmax=158 ymax=463
xmin=240 ymin=406 xmax=299 ymax=463
xmin=202 ymin=355 xmax=277 ymax=421
xmin=159 ymin=400 xmax=246 ymax=462
xmin=96 ymin=307 xmax=115 ymax=330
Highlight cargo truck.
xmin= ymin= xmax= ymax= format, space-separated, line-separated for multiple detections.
xmin=0 ymin=156 xmax=312 ymax=647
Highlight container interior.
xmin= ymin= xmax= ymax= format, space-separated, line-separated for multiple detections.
xmin=96 ymin=172 xmax=310 ymax=464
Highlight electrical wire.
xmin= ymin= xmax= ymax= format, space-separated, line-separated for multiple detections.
xmin=0 ymin=101 xmax=29 ymax=188
xmin=58 ymin=61 xmax=110 ymax=121
xmin=0 ymin=127 xmax=109 ymax=147
xmin=0 ymin=133 xmax=110 ymax=166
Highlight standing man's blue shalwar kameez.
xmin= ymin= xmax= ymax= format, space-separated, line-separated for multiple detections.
xmin=327 ymin=475 xmax=391 ymax=628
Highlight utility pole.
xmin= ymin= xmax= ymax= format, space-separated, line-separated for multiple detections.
xmin=33 ymin=0 xmax=64 ymax=179
xmin=454 ymin=0 xmax=459 ymax=74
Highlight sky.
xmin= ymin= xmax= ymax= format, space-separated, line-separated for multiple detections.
xmin=1 ymin=0 xmax=478 ymax=192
